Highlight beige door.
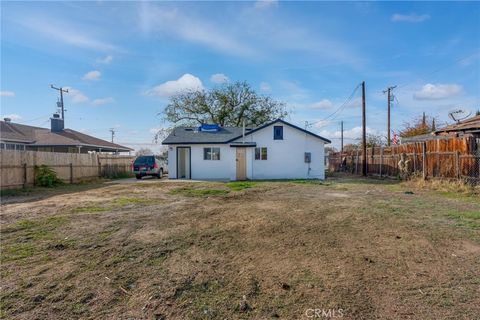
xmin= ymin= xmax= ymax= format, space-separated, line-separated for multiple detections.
xmin=236 ymin=148 xmax=247 ymax=180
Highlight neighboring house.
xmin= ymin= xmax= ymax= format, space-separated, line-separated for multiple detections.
xmin=434 ymin=115 xmax=480 ymax=139
xmin=401 ymin=115 xmax=480 ymax=143
xmin=0 ymin=115 xmax=132 ymax=153
xmin=162 ymin=119 xmax=331 ymax=181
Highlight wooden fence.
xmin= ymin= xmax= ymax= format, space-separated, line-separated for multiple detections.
xmin=328 ymin=137 xmax=480 ymax=183
xmin=0 ymin=150 xmax=135 ymax=189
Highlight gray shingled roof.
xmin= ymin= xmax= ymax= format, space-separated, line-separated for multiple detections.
xmin=162 ymin=119 xmax=331 ymax=144
xmin=162 ymin=126 xmax=249 ymax=144
xmin=0 ymin=121 xmax=133 ymax=151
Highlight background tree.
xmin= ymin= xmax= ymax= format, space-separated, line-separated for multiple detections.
xmin=343 ymin=143 xmax=359 ymax=152
xmin=399 ymin=113 xmax=438 ymax=138
xmin=324 ymin=146 xmax=337 ymax=154
xmin=135 ymin=148 xmax=154 ymax=156
xmin=365 ymin=133 xmax=385 ymax=148
xmin=163 ymin=81 xmax=288 ymax=127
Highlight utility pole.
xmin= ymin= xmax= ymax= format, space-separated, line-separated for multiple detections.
xmin=340 ymin=121 xmax=344 ymax=154
xmin=109 ymin=128 xmax=115 ymax=143
xmin=362 ymin=81 xmax=367 ymax=176
xmin=50 ymin=85 xmax=68 ymax=119
xmin=383 ymin=85 xmax=396 ymax=146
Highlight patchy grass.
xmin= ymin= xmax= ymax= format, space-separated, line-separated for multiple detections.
xmin=2 ymin=243 xmax=37 ymax=262
xmin=0 ymin=187 xmax=35 ymax=197
xmin=73 ymin=197 xmax=159 ymax=214
xmin=447 ymin=210 xmax=480 ymax=229
xmin=1 ymin=177 xmax=479 ymax=319
xmin=169 ymin=186 xmax=229 ymax=197
xmin=112 ymin=197 xmax=157 ymax=206
xmin=226 ymin=181 xmax=258 ymax=191
xmin=290 ymin=179 xmax=328 ymax=185
xmin=72 ymin=205 xmax=112 ymax=214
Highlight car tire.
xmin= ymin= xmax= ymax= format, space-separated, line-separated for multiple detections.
xmin=136 ymin=175 xmax=142 ymax=180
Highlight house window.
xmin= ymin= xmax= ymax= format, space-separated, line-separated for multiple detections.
xmin=273 ymin=126 xmax=283 ymax=140
xmin=6 ymin=143 xmax=16 ymax=150
xmin=255 ymin=147 xmax=268 ymax=160
xmin=203 ymin=147 xmax=220 ymax=160
xmin=15 ymin=144 xmax=25 ymax=150
xmin=0 ymin=143 xmax=4 ymax=149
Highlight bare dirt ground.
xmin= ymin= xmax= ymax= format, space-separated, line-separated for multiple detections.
xmin=1 ymin=176 xmax=479 ymax=319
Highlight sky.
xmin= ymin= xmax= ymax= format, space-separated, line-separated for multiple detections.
xmin=1 ymin=1 xmax=479 ymax=152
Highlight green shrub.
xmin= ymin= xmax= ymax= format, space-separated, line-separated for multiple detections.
xmin=34 ymin=165 xmax=63 ymax=187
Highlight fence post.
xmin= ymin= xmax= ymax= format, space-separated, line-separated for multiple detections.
xmin=380 ymin=147 xmax=383 ymax=178
xmin=422 ymin=142 xmax=427 ymax=180
xmin=455 ymin=151 xmax=460 ymax=179
xmin=70 ymin=163 xmax=73 ymax=184
xmin=413 ymin=150 xmax=417 ymax=173
xmin=23 ymin=163 xmax=27 ymax=189
xmin=355 ymin=149 xmax=359 ymax=175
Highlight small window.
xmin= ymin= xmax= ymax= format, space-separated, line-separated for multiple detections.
xmin=204 ymin=147 xmax=220 ymax=160
xmin=304 ymin=152 xmax=311 ymax=163
xmin=273 ymin=126 xmax=283 ymax=140
xmin=255 ymin=147 xmax=268 ymax=160
xmin=0 ymin=143 xmax=4 ymax=149
xmin=6 ymin=143 xmax=15 ymax=150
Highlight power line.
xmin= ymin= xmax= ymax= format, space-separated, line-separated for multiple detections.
xmin=308 ymin=83 xmax=362 ymax=127
xmin=395 ymin=51 xmax=479 ymax=91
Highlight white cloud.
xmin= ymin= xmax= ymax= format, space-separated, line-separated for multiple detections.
xmin=391 ymin=13 xmax=430 ymax=23
xmin=97 ymin=55 xmax=113 ymax=64
xmin=260 ymin=82 xmax=271 ymax=93
xmin=0 ymin=91 xmax=15 ymax=97
xmin=319 ymin=126 xmax=381 ymax=140
xmin=2 ymin=114 xmax=22 ymax=121
xmin=210 ymin=73 xmax=229 ymax=84
xmin=138 ymin=4 xmax=256 ymax=57
xmin=16 ymin=16 xmax=117 ymax=52
xmin=146 ymin=73 xmax=204 ymax=98
xmin=82 ymin=70 xmax=101 ymax=81
xmin=413 ymin=83 xmax=463 ymax=100
xmin=254 ymin=0 xmax=278 ymax=10
xmin=92 ymin=97 xmax=114 ymax=106
xmin=64 ymin=87 xmax=89 ymax=103
xmin=310 ymin=99 xmax=334 ymax=109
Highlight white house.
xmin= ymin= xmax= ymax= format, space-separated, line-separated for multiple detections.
xmin=162 ymin=119 xmax=331 ymax=181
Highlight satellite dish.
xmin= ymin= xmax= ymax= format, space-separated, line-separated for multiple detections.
xmin=448 ymin=109 xmax=471 ymax=123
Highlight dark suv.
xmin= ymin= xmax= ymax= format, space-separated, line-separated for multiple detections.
xmin=132 ymin=155 xmax=166 ymax=179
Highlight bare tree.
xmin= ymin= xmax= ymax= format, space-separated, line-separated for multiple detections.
xmin=135 ymin=148 xmax=154 ymax=156
xmin=163 ymin=81 xmax=288 ymax=127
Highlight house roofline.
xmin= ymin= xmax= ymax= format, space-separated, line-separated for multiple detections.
xmin=29 ymin=143 xmax=133 ymax=152
xmin=227 ymin=118 xmax=331 ymax=144
xmin=162 ymin=141 xmax=228 ymax=145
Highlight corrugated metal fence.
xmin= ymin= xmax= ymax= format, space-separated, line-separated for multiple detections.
xmin=0 ymin=150 xmax=134 ymax=189
xmin=328 ymin=137 xmax=480 ymax=183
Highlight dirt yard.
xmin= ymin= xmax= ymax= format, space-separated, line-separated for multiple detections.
xmin=1 ymin=177 xmax=479 ymax=319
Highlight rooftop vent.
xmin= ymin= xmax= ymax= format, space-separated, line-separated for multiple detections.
xmin=4 ymin=117 xmax=11 ymax=123
xmin=199 ymin=124 xmax=221 ymax=132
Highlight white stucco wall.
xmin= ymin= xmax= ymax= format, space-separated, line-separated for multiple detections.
xmin=232 ymin=123 xmax=325 ymax=180
xmin=166 ymin=144 xmax=234 ymax=180
xmin=165 ymin=122 xmax=326 ymax=180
